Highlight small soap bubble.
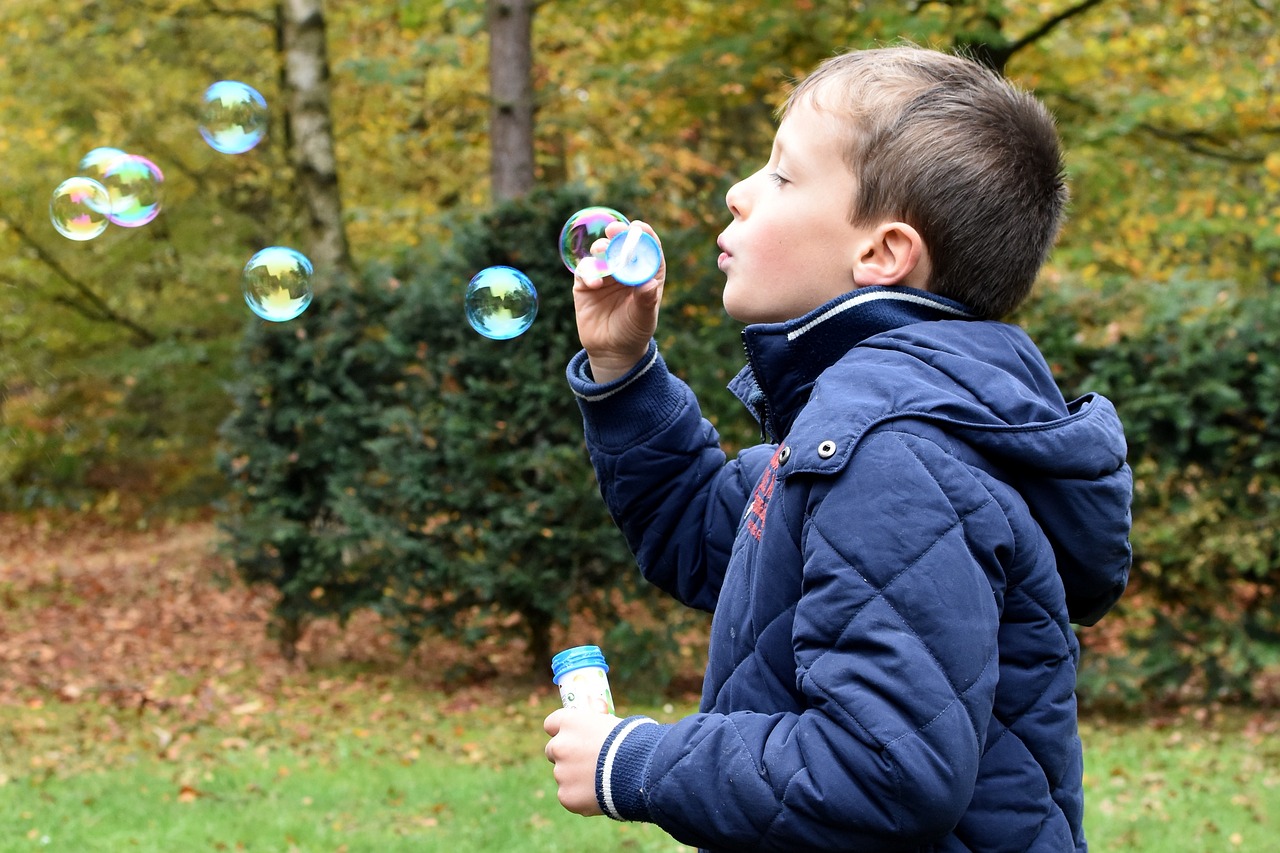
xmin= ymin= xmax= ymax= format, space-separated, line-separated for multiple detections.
xmin=100 ymin=154 xmax=164 ymax=227
xmin=50 ymin=176 xmax=111 ymax=241
xmin=603 ymin=225 xmax=662 ymax=286
xmin=559 ymin=207 xmax=629 ymax=277
xmin=200 ymin=81 xmax=268 ymax=154
xmin=242 ymin=246 xmax=313 ymax=322
xmin=464 ymin=266 xmax=538 ymax=340
xmin=78 ymin=147 xmax=128 ymax=182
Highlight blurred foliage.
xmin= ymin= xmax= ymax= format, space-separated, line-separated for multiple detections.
xmin=1022 ymin=276 xmax=1280 ymax=706
xmin=3 ymin=0 xmax=1276 ymax=511
xmin=3 ymin=0 xmax=1279 ymax=701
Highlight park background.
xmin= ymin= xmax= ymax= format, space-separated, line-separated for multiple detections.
xmin=1 ymin=0 xmax=1278 ymax=849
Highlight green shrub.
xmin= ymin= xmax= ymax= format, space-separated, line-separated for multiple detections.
xmin=218 ymin=186 xmax=717 ymax=676
xmin=218 ymin=267 xmax=413 ymax=655
xmin=1024 ymin=275 xmax=1280 ymax=706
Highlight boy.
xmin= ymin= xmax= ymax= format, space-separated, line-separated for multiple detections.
xmin=544 ymin=45 xmax=1132 ymax=852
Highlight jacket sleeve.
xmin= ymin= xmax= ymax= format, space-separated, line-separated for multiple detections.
xmin=568 ymin=343 xmax=775 ymax=612
xmin=599 ymin=427 xmax=1008 ymax=851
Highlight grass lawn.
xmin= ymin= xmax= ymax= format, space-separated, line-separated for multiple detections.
xmin=1081 ymin=711 xmax=1279 ymax=851
xmin=2 ymin=518 xmax=1277 ymax=851
xmin=2 ymin=683 xmax=1277 ymax=852
xmin=0 ymin=678 xmax=692 ymax=852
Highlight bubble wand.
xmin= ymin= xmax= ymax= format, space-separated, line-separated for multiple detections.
xmin=603 ymin=222 xmax=662 ymax=286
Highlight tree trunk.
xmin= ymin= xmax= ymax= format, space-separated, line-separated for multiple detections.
xmin=279 ymin=0 xmax=354 ymax=278
xmin=487 ymin=0 xmax=536 ymax=202
xmin=525 ymin=608 xmax=553 ymax=672
xmin=277 ymin=613 xmax=305 ymax=663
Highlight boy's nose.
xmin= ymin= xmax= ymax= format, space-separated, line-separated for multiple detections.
xmin=725 ymin=178 xmax=746 ymax=219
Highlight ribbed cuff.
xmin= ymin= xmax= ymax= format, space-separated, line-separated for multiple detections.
xmin=566 ymin=342 xmax=686 ymax=450
xmin=595 ymin=715 xmax=663 ymax=822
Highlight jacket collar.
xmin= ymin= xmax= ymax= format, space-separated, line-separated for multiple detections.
xmin=728 ymin=286 xmax=974 ymax=441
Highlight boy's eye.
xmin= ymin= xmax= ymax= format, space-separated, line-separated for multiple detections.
xmin=768 ymin=172 xmax=789 ymax=186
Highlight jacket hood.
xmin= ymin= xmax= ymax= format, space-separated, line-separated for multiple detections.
xmin=734 ymin=288 xmax=1133 ymax=625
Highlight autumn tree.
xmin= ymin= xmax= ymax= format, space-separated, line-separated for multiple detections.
xmin=279 ymin=0 xmax=354 ymax=276
xmin=487 ymin=0 xmax=537 ymax=201
xmin=4 ymin=0 xmax=1280 ymax=701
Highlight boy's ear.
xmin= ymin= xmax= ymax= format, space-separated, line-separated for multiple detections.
xmin=851 ymin=221 xmax=929 ymax=289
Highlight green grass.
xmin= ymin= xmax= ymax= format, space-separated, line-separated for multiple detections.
xmin=1081 ymin=713 xmax=1279 ymax=851
xmin=2 ymin=679 xmax=1276 ymax=852
xmin=0 ymin=679 xmax=690 ymax=852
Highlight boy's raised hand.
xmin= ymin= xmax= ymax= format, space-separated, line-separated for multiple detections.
xmin=573 ymin=220 xmax=665 ymax=384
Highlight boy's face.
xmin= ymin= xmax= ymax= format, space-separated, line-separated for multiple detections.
xmin=718 ymin=98 xmax=871 ymax=324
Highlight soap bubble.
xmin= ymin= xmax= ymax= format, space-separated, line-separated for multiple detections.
xmin=200 ymin=81 xmax=268 ymax=154
xmin=78 ymin=147 xmax=128 ymax=182
xmin=559 ymin=207 xmax=628 ymax=277
xmin=242 ymin=246 xmax=313 ymax=322
xmin=99 ymin=154 xmax=164 ymax=227
xmin=465 ymin=266 xmax=538 ymax=340
xmin=603 ymin=225 xmax=663 ymax=286
xmin=49 ymin=176 xmax=111 ymax=241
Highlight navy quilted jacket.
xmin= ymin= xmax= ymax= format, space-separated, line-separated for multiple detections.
xmin=567 ymin=287 xmax=1133 ymax=852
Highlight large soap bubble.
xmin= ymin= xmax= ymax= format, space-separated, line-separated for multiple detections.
xmin=465 ymin=266 xmax=538 ymax=340
xmin=559 ymin=207 xmax=628 ymax=277
xmin=242 ymin=246 xmax=314 ymax=322
xmin=200 ymin=81 xmax=268 ymax=154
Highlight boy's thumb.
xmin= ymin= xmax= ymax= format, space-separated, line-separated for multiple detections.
xmin=543 ymin=708 xmax=565 ymax=736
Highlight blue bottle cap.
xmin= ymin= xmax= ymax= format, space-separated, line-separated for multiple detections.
xmin=551 ymin=645 xmax=609 ymax=683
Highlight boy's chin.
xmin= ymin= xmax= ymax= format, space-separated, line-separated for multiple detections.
xmin=722 ymin=284 xmax=764 ymax=324
xmin=723 ymin=294 xmax=789 ymax=326
xmin=721 ymin=295 xmax=754 ymax=325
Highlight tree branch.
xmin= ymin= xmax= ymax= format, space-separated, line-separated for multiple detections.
xmin=132 ymin=0 xmax=276 ymax=26
xmin=0 ymin=212 xmax=158 ymax=346
xmin=1005 ymin=0 xmax=1111 ymax=57
xmin=1052 ymin=92 xmax=1271 ymax=164
xmin=952 ymin=0 xmax=1111 ymax=72
xmin=1136 ymin=122 xmax=1267 ymax=165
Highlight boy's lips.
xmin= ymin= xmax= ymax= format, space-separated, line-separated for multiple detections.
xmin=716 ymin=235 xmax=731 ymax=270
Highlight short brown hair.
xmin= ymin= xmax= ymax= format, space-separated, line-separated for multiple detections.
xmin=783 ymin=46 xmax=1068 ymax=319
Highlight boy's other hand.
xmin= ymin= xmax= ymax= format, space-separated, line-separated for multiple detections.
xmin=573 ymin=220 xmax=665 ymax=384
xmin=543 ymin=707 xmax=621 ymax=816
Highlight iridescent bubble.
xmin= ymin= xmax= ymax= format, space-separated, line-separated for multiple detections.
xmin=242 ymin=247 xmax=314 ymax=322
xmin=49 ymin=176 xmax=110 ymax=241
xmin=100 ymin=154 xmax=164 ymax=227
xmin=78 ymin=147 xmax=128 ymax=182
xmin=559 ymin=207 xmax=629 ymax=276
xmin=200 ymin=81 xmax=268 ymax=155
xmin=464 ymin=266 xmax=538 ymax=340
xmin=603 ymin=224 xmax=663 ymax=286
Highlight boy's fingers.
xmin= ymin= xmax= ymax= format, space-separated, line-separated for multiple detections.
xmin=573 ymin=256 xmax=604 ymax=288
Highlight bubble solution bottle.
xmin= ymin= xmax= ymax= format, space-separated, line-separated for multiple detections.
xmin=551 ymin=645 xmax=616 ymax=715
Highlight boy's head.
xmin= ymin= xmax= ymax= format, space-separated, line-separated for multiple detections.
xmin=719 ymin=45 xmax=1066 ymax=324
xmin=785 ymin=45 xmax=1068 ymax=319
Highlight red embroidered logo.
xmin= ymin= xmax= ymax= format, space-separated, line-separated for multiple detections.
xmin=745 ymin=445 xmax=784 ymax=541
